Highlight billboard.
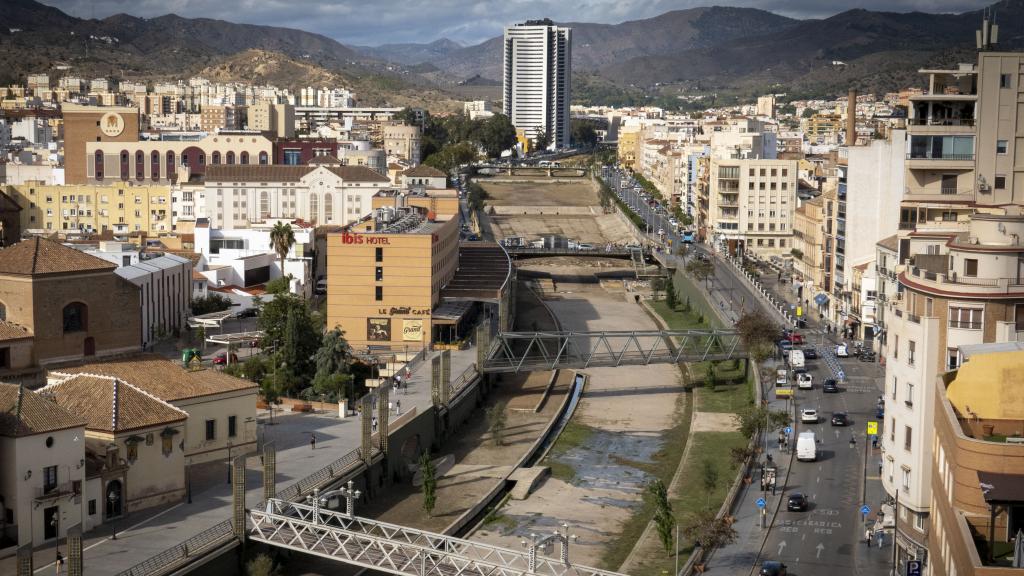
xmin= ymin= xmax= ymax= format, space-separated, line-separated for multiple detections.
xmin=367 ymin=318 xmax=392 ymax=341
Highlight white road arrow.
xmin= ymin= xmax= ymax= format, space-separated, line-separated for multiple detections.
xmin=816 ymin=542 xmax=825 ymax=558
xmin=778 ymin=541 xmax=787 ymax=556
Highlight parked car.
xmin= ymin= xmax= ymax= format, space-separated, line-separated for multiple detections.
xmin=823 ymin=379 xmax=840 ymax=393
xmin=803 ymin=347 xmax=818 ymax=359
xmin=831 ymin=412 xmax=850 ymax=426
xmin=777 ymin=340 xmax=793 ymax=353
xmin=234 ymin=308 xmax=258 ymax=318
xmin=801 ymin=408 xmax=818 ymax=423
xmin=787 ymin=493 xmax=808 ymax=512
xmin=213 ymin=352 xmax=238 ymax=366
xmin=760 ymin=560 xmax=788 ymax=576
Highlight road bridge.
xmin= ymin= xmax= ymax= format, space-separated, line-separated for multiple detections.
xmin=249 ymin=498 xmax=625 ymax=576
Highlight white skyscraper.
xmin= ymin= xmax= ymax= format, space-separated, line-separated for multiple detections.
xmin=502 ymin=19 xmax=572 ymax=150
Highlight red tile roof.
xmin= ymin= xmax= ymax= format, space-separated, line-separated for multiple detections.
xmin=0 ymin=237 xmax=117 ymax=276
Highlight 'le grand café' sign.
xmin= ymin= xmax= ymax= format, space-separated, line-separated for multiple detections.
xmin=378 ymin=306 xmax=430 ymax=316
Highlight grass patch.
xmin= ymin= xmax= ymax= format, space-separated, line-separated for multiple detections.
xmin=481 ymin=501 xmax=519 ymax=533
xmin=649 ymin=300 xmax=707 ymax=331
xmin=599 ymin=390 xmax=694 ymax=570
xmin=546 ymin=421 xmax=594 ymax=457
xmin=696 ymin=371 xmax=755 ymax=413
xmin=545 ymin=460 xmax=576 ymax=483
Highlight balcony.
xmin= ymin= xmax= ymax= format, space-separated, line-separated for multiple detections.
xmin=35 ymin=482 xmax=77 ymax=501
xmin=903 ymin=186 xmax=975 ymax=203
xmin=908 ymin=117 xmax=975 ymax=127
xmin=949 ymin=319 xmax=982 ymax=330
xmin=902 ymin=266 xmax=1024 ymax=297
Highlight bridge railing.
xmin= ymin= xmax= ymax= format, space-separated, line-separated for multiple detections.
xmin=114 ymin=520 xmax=234 ymax=576
xmin=448 ymin=362 xmax=479 ymax=401
xmin=276 ymin=446 xmax=370 ymax=502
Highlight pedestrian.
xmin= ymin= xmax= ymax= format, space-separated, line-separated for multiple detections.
xmin=872 ymin=434 xmax=879 ymax=449
xmin=865 ymin=528 xmax=873 ymax=547
xmin=372 ymin=416 xmax=378 ymax=433
xmin=55 ymin=551 xmax=63 ymax=576
xmin=388 ymin=401 xmax=393 ymax=414
xmin=310 ymin=433 xmax=316 ymax=450
xmin=395 ymin=399 xmax=401 ymax=415
xmin=879 ymin=461 xmax=884 ymax=475
xmin=877 ymin=530 xmax=884 ymax=547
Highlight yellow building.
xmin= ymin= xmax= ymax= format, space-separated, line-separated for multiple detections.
xmin=8 ymin=182 xmax=173 ymax=234
xmin=617 ymin=127 xmax=641 ymax=169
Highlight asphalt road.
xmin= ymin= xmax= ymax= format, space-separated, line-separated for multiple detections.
xmin=599 ymin=167 xmax=890 ymax=576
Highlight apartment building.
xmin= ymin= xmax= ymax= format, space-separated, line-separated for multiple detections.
xmin=792 ymin=196 xmax=826 ymax=294
xmin=502 ymin=20 xmax=572 ymax=149
xmin=382 ymin=124 xmax=422 ymax=165
xmin=199 ymin=105 xmax=245 ymax=133
xmin=248 ymin=100 xmax=295 ymax=138
xmin=617 ymin=126 xmax=642 ymax=169
xmin=881 ymin=43 xmax=1024 ymax=573
xmin=9 ymin=182 xmax=173 ymax=234
xmin=706 ymin=158 xmax=798 ymax=258
xmin=62 ymin=104 xmax=141 ymax=185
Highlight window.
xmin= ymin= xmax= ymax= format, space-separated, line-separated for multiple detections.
xmin=259 ymin=152 xmax=268 ymax=165
xmin=228 ymin=416 xmax=237 ymax=438
xmin=997 ymin=140 xmax=1008 ymax=154
xmin=948 ymin=348 xmax=959 ymax=370
xmin=904 ymin=426 xmax=913 ymax=451
xmin=126 ymin=441 xmax=138 ymax=462
xmin=375 ymin=247 xmax=383 ymax=262
xmin=905 ymin=382 xmax=914 ymax=407
xmin=43 ymin=465 xmax=57 ymax=493
xmin=902 ymin=467 xmax=911 ymax=490
xmin=375 ymin=267 xmax=384 ymax=281
xmin=88 ymin=500 xmax=96 ymax=515
xmin=891 ymin=376 xmax=897 ymax=400
xmin=908 ymin=340 xmax=916 ymax=366
xmin=375 ymin=286 xmax=383 ymax=301
xmin=914 ymin=511 xmax=926 ymax=531
xmin=964 ymin=258 xmax=978 ymax=277
xmin=949 ymin=306 xmax=983 ymax=329
xmin=1001 ymin=73 xmax=1013 ymax=88
xmin=205 ymin=419 xmax=215 ymax=441
xmin=62 ymin=302 xmax=87 ymax=333
xmin=890 ymin=418 xmax=895 ymax=442
xmin=996 ymin=175 xmax=1006 ymax=189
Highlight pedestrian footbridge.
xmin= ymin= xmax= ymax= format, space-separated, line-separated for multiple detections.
xmin=248 ymin=498 xmax=626 ymax=576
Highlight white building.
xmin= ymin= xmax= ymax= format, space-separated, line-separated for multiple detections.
xmin=114 ymin=254 xmax=192 ymax=349
xmin=10 ymin=117 xmax=51 ymax=147
xmin=707 ymin=158 xmax=798 ymax=258
xmin=503 ymin=20 xmax=572 ymax=149
xmin=195 ymin=163 xmax=394 ymax=228
xmin=0 ymin=383 xmax=88 ymax=548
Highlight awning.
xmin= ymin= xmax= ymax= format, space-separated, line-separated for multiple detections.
xmin=814 ymin=293 xmax=829 ymax=306
xmin=432 ymin=301 xmax=473 ymax=325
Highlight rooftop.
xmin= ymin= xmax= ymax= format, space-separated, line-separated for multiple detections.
xmin=52 ymin=354 xmax=257 ymax=402
xmin=0 ymin=383 xmax=84 ymax=438
xmin=402 ymin=164 xmax=446 ymax=178
xmin=42 ymin=375 xmax=188 ymax=433
xmin=948 ymin=350 xmax=1024 ymax=421
xmin=0 ymin=237 xmax=117 ymax=276
xmin=204 ymin=164 xmax=390 ymax=184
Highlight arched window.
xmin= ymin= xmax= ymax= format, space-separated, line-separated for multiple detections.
xmin=119 ymin=150 xmax=129 ymax=181
xmin=62 ymin=302 xmax=87 ymax=333
xmin=324 ymin=193 xmax=333 ymax=222
xmin=181 ymin=152 xmax=189 ymax=167
xmin=95 ymin=150 xmax=104 ymax=181
xmin=260 ymin=191 xmax=269 ymax=218
xmin=240 ymin=151 xmax=249 ymax=165
xmin=135 ymin=151 xmax=144 ymax=180
xmin=151 ymin=151 xmax=160 ymax=181
xmin=226 ymin=151 xmax=235 ymax=165
xmin=212 ymin=151 xmax=221 ymax=165
xmin=258 ymin=152 xmax=268 ymax=165
xmin=198 ymin=153 xmax=206 ymax=166
xmin=310 ymin=193 xmax=319 ymax=222
xmin=166 ymin=151 xmax=175 ymax=169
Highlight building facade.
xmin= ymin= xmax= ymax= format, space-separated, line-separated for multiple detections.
xmin=62 ymin=104 xmax=141 ymax=185
xmin=502 ymin=20 xmax=572 ymax=149
xmin=707 ymin=158 xmax=798 ymax=258
xmin=9 ymin=182 xmax=173 ymax=234
xmin=382 ymin=124 xmax=422 ymax=166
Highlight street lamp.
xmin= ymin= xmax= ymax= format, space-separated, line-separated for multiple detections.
xmin=107 ymin=489 xmax=118 ymax=540
xmin=313 ymin=481 xmax=362 ymax=520
xmin=186 ymin=457 xmax=192 ymax=504
xmin=51 ymin=515 xmax=59 ymax=561
xmin=226 ymin=441 xmax=233 ymax=484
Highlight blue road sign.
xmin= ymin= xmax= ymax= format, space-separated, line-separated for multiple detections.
xmin=860 ymin=504 xmax=871 ymax=515
xmin=756 ymin=498 xmax=767 ymax=509
xmin=906 ymin=560 xmax=922 ymax=576
xmin=784 ymin=426 xmax=792 ymax=435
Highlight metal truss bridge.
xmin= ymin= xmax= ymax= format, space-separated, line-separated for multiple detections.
xmin=249 ymin=498 xmax=626 ymax=576
xmin=482 ymin=329 xmax=751 ymax=373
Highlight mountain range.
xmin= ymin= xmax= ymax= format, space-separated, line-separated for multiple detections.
xmin=5 ymin=0 xmax=1024 ymax=107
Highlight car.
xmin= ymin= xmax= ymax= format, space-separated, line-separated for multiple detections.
xmin=786 ymin=332 xmax=804 ymax=345
xmin=234 ymin=307 xmax=259 ymax=318
xmin=836 ymin=343 xmax=850 ymax=357
xmin=823 ymin=379 xmax=839 ymax=393
xmin=797 ymin=372 xmax=813 ymax=390
xmin=777 ymin=340 xmax=793 ymax=353
xmin=775 ymin=369 xmax=788 ymax=386
xmin=801 ymin=408 xmax=818 ymax=423
xmin=213 ymin=352 xmax=238 ymax=366
xmin=760 ymin=560 xmax=788 ymax=576
xmin=803 ymin=347 xmax=818 ymax=359
xmin=831 ymin=412 xmax=850 ymax=426
xmin=787 ymin=493 xmax=808 ymax=512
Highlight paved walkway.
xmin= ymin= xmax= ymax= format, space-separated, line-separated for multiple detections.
xmin=4 ymin=346 xmax=479 ymax=576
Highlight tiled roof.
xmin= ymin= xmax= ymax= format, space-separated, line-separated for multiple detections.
xmin=0 ymin=383 xmax=84 ymax=437
xmin=52 ymin=354 xmax=257 ymax=402
xmin=402 ymin=165 xmax=446 ymax=178
xmin=877 ymin=234 xmax=899 ymax=251
xmin=42 ymin=375 xmax=187 ymax=433
xmin=204 ymin=164 xmax=390 ymax=183
xmin=307 ymin=155 xmax=342 ymax=165
xmin=0 ymin=237 xmax=117 ymax=276
xmin=0 ymin=321 xmax=31 ymax=342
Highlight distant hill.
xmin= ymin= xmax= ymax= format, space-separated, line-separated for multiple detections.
xmin=354 ymin=38 xmax=464 ymax=65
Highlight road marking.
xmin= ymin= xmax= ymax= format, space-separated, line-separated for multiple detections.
xmin=817 ymin=476 xmax=820 ymax=483
xmin=866 ymin=475 xmax=882 ymax=480
xmin=778 ymin=541 xmax=787 ymax=555
xmin=816 ymin=542 xmax=825 ymax=558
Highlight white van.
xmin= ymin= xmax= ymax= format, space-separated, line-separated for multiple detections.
xmin=775 ymin=369 xmax=788 ymax=386
xmin=797 ymin=432 xmax=817 ymax=462
xmin=789 ymin=349 xmax=805 ymax=369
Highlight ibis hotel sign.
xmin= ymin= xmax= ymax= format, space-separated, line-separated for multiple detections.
xmin=341 ymin=233 xmax=390 ymax=245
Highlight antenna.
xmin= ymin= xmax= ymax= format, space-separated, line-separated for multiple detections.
xmin=977 ymin=7 xmax=999 ymax=51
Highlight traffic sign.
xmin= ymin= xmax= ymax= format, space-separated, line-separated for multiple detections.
xmin=756 ymin=498 xmax=767 ymax=509
xmin=906 ymin=560 xmax=922 ymax=576
xmin=784 ymin=426 xmax=792 ymax=435
xmin=860 ymin=504 xmax=871 ymax=515
xmin=796 ymin=306 xmax=803 ymax=317
xmin=867 ymin=421 xmax=878 ymax=435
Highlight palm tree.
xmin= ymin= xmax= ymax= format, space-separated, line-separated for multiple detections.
xmin=270 ymin=222 xmax=296 ymax=279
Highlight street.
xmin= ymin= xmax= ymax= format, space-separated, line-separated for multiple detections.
xmin=598 ymin=167 xmax=891 ymax=576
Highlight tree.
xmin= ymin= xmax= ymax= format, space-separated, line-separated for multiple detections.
xmin=246 ymin=553 xmax=280 ymax=576
xmin=790 ymin=248 xmax=804 ymax=261
xmin=424 ymin=141 xmax=478 ymax=175
xmin=734 ymin=310 xmax=779 ymax=364
xmin=477 ymin=114 xmax=517 ymax=158
xmin=312 ymin=328 xmax=355 ymax=403
xmin=801 ymin=107 xmax=816 ymax=118
xmin=701 ymin=459 xmax=719 ymax=509
xmin=264 ymin=276 xmax=291 ymax=295
xmin=571 ymin=119 xmax=599 ymax=149
xmin=685 ymin=258 xmax=715 ymax=289
xmin=533 ymin=126 xmax=551 ymax=151
xmin=665 ymin=275 xmax=678 ymax=310
xmin=646 ymin=479 xmax=675 ymax=555
xmin=258 ymin=294 xmax=321 ymax=389
xmin=269 ymin=222 xmax=295 ymax=277
xmin=705 ymin=361 xmax=719 ymax=391
xmin=682 ymin=509 xmax=738 ymax=551
xmin=466 ymin=182 xmax=490 ymax=213
xmin=486 ymin=400 xmax=508 ymax=446
xmin=738 ymin=405 xmax=791 ymax=439
xmin=420 ymin=452 xmax=437 ymax=516
xmin=191 ymin=294 xmax=232 ymax=315
xmin=260 ymin=374 xmax=284 ymax=424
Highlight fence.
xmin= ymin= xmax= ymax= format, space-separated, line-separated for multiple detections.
xmin=449 ymin=363 xmax=480 ymax=402
xmin=114 ymin=520 xmax=234 ymax=576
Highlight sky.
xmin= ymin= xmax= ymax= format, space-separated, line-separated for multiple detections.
xmin=38 ymin=0 xmax=997 ymax=46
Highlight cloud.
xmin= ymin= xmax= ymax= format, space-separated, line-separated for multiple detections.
xmin=37 ymin=0 xmax=994 ymax=45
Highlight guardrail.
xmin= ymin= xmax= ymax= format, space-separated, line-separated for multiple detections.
xmin=448 ymin=363 xmax=480 ymax=401
xmin=725 ymin=256 xmax=797 ymax=327
xmin=114 ymin=520 xmax=234 ymax=576
xmin=276 ymin=446 xmax=368 ymax=503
